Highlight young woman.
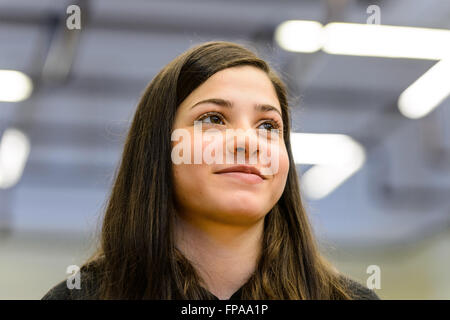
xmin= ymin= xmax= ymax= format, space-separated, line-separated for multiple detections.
xmin=42 ymin=41 xmax=379 ymax=300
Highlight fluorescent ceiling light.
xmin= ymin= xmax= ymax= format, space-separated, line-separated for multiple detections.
xmin=301 ymin=164 xmax=363 ymax=200
xmin=0 ymin=70 xmax=33 ymax=102
xmin=275 ymin=20 xmax=450 ymax=60
xmin=398 ymin=58 xmax=450 ymax=119
xmin=0 ymin=128 xmax=30 ymax=189
xmin=290 ymin=132 xmax=366 ymax=199
xmin=274 ymin=20 xmax=324 ymax=53
xmin=275 ymin=20 xmax=450 ymax=119
xmin=323 ymin=23 xmax=450 ymax=60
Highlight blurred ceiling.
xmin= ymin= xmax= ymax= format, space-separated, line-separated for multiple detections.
xmin=0 ymin=0 xmax=449 ymax=246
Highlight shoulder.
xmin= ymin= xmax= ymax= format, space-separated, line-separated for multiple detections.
xmin=41 ymin=268 xmax=99 ymax=300
xmin=340 ymin=276 xmax=380 ymax=300
xmin=41 ymin=279 xmax=73 ymax=300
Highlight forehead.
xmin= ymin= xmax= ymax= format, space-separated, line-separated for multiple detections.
xmin=178 ymin=66 xmax=281 ymax=112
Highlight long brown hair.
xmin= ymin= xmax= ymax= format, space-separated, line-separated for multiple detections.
xmin=81 ymin=40 xmax=353 ymax=299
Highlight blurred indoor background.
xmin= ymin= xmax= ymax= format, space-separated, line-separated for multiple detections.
xmin=1 ymin=0 xmax=449 ymax=299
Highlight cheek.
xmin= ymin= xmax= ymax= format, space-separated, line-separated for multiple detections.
xmin=270 ymin=145 xmax=290 ymax=198
xmin=279 ymin=146 xmax=290 ymax=178
xmin=172 ymin=152 xmax=209 ymax=190
xmin=172 ymin=163 xmax=208 ymax=211
xmin=171 ymin=135 xmax=212 ymax=208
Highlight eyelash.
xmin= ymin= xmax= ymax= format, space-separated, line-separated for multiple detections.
xmin=196 ymin=111 xmax=282 ymax=130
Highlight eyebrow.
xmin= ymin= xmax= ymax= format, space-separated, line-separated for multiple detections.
xmin=190 ymin=98 xmax=282 ymax=118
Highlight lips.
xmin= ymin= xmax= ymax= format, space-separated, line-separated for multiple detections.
xmin=214 ymin=165 xmax=266 ymax=184
xmin=215 ymin=165 xmax=265 ymax=178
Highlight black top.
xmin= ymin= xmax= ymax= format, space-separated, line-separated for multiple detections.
xmin=201 ymin=285 xmax=245 ymax=300
xmin=41 ymin=271 xmax=380 ymax=300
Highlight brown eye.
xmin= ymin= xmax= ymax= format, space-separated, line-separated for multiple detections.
xmin=199 ymin=113 xmax=225 ymax=125
xmin=258 ymin=121 xmax=279 ymax=131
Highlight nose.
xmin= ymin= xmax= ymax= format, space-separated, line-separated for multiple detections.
xmin=225 ymin=128 xmax=259 ymax=164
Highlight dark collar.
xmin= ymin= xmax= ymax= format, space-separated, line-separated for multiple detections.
xmin=202 ymin=286 xmax=244 ymax=300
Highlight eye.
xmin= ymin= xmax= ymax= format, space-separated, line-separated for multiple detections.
xmin=258 ymin=120 xmax=280 ymax=131
xmin=197 ymin=112 xmax=225 ymax=125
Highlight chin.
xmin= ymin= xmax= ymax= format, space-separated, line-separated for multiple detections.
xmin=214 ymin=201 xmax=269 ymax=222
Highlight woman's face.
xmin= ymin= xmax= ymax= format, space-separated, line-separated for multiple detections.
xmin=171 ymin=65 xmax=289 ymax=226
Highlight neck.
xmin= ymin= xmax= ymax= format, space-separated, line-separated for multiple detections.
xmin=174 ymin=212 xmax=264 ymax=299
